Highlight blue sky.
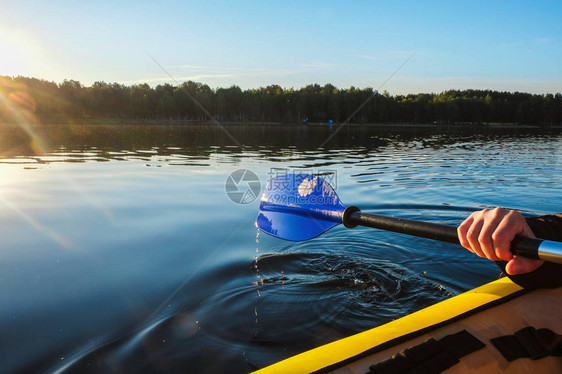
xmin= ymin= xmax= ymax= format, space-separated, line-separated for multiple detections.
xmin=1 ymin=0 xmax=560 ymax=94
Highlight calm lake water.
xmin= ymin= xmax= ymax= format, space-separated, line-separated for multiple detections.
xmin=1 ymin=123 xmax=561 ymax=373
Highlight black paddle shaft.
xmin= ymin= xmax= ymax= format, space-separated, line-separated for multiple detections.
xmin=342 ymin=207 xmax=542 ymax=260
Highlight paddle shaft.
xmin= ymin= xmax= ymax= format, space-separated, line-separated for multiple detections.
xmin=343 ymin=207 xmax=562 ymax=263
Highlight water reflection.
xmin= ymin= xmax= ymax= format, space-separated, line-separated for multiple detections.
xmin=1 ymin=123 xmax=560 ymax=168
xmin=0 ymin=123 xmax=561 ymax=373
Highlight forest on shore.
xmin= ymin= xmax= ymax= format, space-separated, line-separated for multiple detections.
xmin=1 ymin=75 xmax=561 ymax=126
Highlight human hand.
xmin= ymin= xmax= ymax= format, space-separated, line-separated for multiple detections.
xmin=457 ymin=207 xmax=544 ymax=275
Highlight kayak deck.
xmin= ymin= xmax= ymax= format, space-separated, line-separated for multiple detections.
xmin=254 ymin=277 xmax=562 ymax=373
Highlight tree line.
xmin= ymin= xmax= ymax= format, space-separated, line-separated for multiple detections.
xmin=1 ymin=75 xmax=561 ymax=126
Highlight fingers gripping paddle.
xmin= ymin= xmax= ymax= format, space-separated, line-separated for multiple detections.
xmin=256 ymin=174 xmax=562 ymax=264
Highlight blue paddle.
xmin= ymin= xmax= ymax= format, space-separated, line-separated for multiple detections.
xmin=256 ymin=174 xmax=562 ymax=264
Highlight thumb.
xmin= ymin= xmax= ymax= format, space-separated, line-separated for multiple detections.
xmin=505 ymin=257 xmax=544 ymax=275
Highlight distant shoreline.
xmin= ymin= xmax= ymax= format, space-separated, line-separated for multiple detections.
xmin=1 ymin=119 xmax=560 ymax=129
xmin=2 ymin=77 xmax=561 ymax=128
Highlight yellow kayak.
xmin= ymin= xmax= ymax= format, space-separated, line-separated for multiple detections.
xmin=254 ymin=277 xmax=562 ymax=373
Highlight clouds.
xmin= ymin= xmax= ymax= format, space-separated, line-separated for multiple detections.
xmin=119 ymin=63 xmax=298 ymax=88
xmin=388 ymin=75 xmax=562 ymax=95
xmin=123 ymin=52 xmax=418 ymax=91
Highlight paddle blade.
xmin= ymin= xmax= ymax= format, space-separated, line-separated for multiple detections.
xmin=256 ymin=174 xmax=347 ymax=241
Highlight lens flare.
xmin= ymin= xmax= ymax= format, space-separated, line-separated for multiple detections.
xmin=0 ymin=76 xmax=49 ymax=156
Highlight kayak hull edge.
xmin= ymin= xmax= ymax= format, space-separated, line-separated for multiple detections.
xmin=254 ymin=277 xmax=562 ymax=373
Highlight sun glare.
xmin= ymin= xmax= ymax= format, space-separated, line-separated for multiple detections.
xmin=0 ymin=28 xmax=32 ymax=77
xmin=0 ymin=21 xmax=56 ymax=79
